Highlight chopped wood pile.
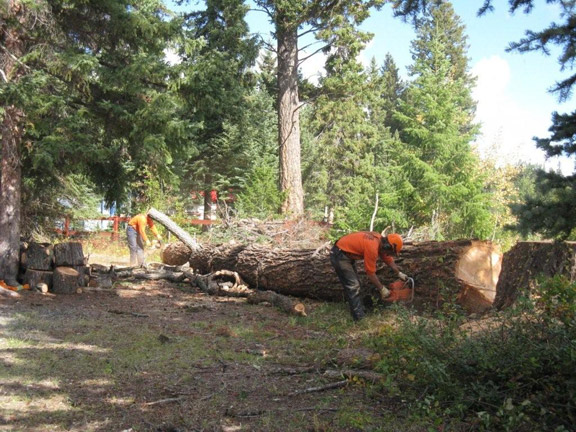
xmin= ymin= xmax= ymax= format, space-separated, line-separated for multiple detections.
xmin=21 ymin=241 xmax=90 ymax=294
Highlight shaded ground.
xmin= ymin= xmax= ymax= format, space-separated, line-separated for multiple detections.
xmin=0 ymin=276 xmax=414 ymax=432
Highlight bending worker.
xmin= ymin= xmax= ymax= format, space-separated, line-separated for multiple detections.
xmin=330 ymin=231 xmax=409 ymax=321
xmin=126 ymin=213 xmax=162 ymax=267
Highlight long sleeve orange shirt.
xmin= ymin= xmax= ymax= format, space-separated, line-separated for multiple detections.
xmin=128 ymin=214 xmax=159 ymax=243
xmin=335 ymin=231 xmax=394 ymax=275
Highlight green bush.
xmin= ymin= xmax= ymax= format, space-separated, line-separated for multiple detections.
xmin=368 ymin=282 xmax=576 ymax=431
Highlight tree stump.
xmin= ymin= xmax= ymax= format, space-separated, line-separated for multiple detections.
xmin=187 ymin=240 xmax=502 ymax=312
xmin=24 ymin=269 xmax=53 ymax=290
xmin=52 ymin=267 xmax=81 ymax=294
xmin=24 ymin=242 xmax=54 ymax=271
xmin=494 ymin=241 xmax=576 ymax=310
xmin=54 ymin=242 xmax=85 ymax=267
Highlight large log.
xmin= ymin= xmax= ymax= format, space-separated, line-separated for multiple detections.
xmin=24 ymin=269 xmax=53 ymax=290
xmin=187 ymin=240 xmax=502 ymax=311
xmin=54 ymin=242 xmax=85 ymax=267
xmin=25 ymin=242 xmax=54 ymax=270
xmin=161 ymin=241 xmax=192 ymax=266
xmin=494 ymin=241 xmax=576 ymax=310
xmin=52 ymin=267 xmax=81 ymax=294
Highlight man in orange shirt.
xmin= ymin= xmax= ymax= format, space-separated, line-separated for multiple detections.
xmin=330 ymin=232 xmax=409 ymax=321
xmin=126 ymin=213 xmax=162 ymax=266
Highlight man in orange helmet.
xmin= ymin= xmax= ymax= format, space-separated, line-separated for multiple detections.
xmin=330 ymin=231 xmax=409 ymax=321
xmin=126 ymin=213 xmax=162 ymax=267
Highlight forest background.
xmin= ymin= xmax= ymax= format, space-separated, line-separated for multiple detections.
xmin=1 ymin=0 xmax=575 ymax=286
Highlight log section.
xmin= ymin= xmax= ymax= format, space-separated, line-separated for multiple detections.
xmin=54 ymin=242 xmax=85 ymax=267
xmin=52 ymin=267 xmax=80 ymax=294
xmin=24 ymin=242 xmax=54 ymax=271
xmin=494 ymin=241 xmax=576 ymax=310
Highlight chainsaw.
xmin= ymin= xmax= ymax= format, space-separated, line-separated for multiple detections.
xmin=384 ymin=277 xmax=415 ymax=303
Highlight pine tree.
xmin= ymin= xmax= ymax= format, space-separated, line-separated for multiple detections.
xmin=504 ymin=1 xmax=576 ymax=239
xmin=394 ymin=0 xmax=492 ymax=239
xmin=253 ymin=0 xmax=384 ymax=216
xmin=303 ymin=20 xmax=404 ymax=231
xmin=174 ymin=0 xmax=259 ymax=218
xmin=392 ymin=0 xmax=576 ymax=240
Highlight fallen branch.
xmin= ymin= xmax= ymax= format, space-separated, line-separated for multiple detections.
xmin=247 ymin=290 xmax=307 ymax=317
xmin=108 ymin=309 xmax=149 ymax=318
xmin=289 ymin=380 xmax=347 ymax=396
xmin=323 ymin=369 xmax=384 ymax=383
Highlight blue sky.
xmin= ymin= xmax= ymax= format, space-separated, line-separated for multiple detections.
xmin=172 ymin=1 xmax=573 ymax=173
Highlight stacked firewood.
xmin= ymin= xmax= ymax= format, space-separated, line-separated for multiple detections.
xmin=21 ymin=242 xmax=90 ymax=294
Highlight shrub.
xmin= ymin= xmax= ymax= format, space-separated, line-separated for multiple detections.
xmin=368 ymin=282 xmax=576 ymax=431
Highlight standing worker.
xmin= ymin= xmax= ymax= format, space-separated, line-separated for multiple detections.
xmin=330 ymin=231 xmax=409 ymax=321
xmin=126 ymin=213 xmax=162 ymax=267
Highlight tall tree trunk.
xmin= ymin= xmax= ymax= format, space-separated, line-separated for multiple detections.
xmin=0 ymin=0 xmax=25 ymax=285
xmin=0 ymin=107 xmax=23 ymax=285
xmin=277 ymin=25 xmax=304 ymax=217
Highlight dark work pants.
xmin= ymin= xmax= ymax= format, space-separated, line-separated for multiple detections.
xmin=330 ymin=245 xmax=365 ymax=321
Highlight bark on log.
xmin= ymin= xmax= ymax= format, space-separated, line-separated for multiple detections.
xmin=147 ymin=208 xmax=200 ymax=252
xmin=52 ymin=267 xmax=80 ymax=294
xmin=24 ymin=242 xmax=54 ymax=270
xmin=494 ymin=241 xmax=576 ymax=310
xmin=24 ymin=269 xmax=53 ymax=290
xmin=54 ymin=242 xmax=85 ymax=267
xmin=187 ymin=240 xmax=502 ymax=312
xmin=161 ymin=241 xmax=192 ymax=266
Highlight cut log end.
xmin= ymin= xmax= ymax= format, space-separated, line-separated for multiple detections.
xmin=455 ymin=241 xmax=501 ymax=312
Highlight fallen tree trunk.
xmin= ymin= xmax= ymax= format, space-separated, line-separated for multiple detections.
xmin=147 ymin=208 xmax=200 ymax=252
xmin=494 ymin=241 xmax=576 ymax=310
xmin=187 ymin=240 xmax=502 ymax=312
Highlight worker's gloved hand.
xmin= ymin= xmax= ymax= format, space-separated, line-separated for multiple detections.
xmin=380 ymin=287 xmax=390 ymax=300
xmin=398 ymin=272 xmax=409 ymax=281
xmin=146 ymin=240 xmax=152 ymax=247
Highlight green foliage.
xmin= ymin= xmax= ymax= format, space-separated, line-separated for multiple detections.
xmin=368 ymin=284 xmax=576 ymax=431
xmin=174 ymin=0 xmax=261 ymax=207
xmin=235 ymin=163 xmax=285 ymax=219
xmin=502 ymin=0 xmax=576 ymax=239
xmin=303 ymin=25 xmax=409 ymax=233
xmin=511 ymin=169 xmax=576 ymax=240
xmin=536 ymin=274 xmax=576 ymax=326
xmin=1 ymin=0 xmax=195 ymax=214
xmin=394 ymin=1 xmax=494 ymax=240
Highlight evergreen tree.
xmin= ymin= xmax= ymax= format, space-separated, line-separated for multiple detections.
xmin=392 ymin=0 xmax=576 ymax=240
xmin=394 ymin=0 xmax=492 ymax=239
xmin=253 ymin=0 xmax=384 ymax=216
xmin=0 ymin=0 xmax=189 ymax=283
xmin=379 ymin=53 xmax=406 ymax=134
xmin=175 ymin=0 xmax=259 ymax=218
xmin=504 ymin=1 xmax=576 ymax=239
xmin=303 ymin=19 xmax=404 ymax=232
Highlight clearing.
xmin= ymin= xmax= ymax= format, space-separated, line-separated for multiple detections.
xmin=0 ymin=273 xmax=420 ymax=432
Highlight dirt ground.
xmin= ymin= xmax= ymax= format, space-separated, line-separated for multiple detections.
xmin=0 ymin=265 xmax=413 ymax=431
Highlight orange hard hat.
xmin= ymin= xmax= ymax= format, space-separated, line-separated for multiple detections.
xmin=387 ymin=233 xmax=403 ymax=255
